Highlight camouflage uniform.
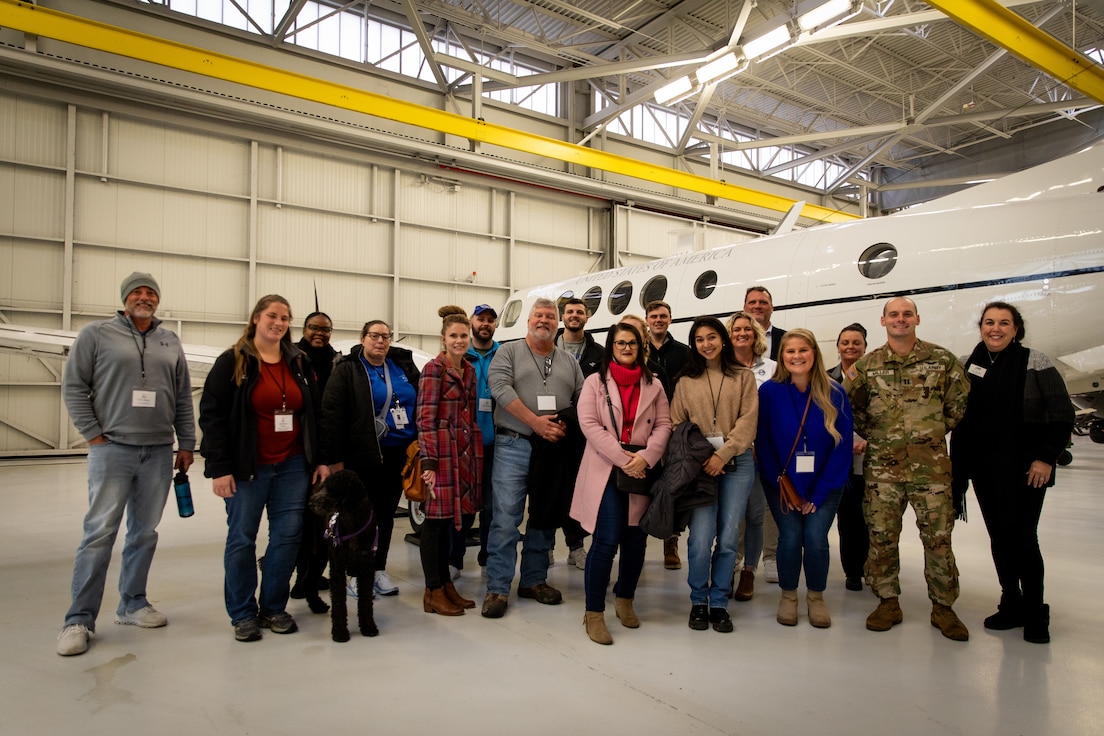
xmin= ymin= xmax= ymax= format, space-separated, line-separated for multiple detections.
xmin=845 ymin=340 xmax=970 ymax=605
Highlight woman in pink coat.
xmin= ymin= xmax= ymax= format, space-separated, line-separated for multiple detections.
xmin=571 ymin=323 xmax=672 ymax=644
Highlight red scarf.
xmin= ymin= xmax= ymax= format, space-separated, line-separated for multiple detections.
xmin=608 ymin=361 xmax=642 ymax=443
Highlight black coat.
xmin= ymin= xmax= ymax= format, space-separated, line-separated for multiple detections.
xmin=199 ymin=341 xmax=321 ymax=480
xmin=320 ymin=344 xmax=421 ymax=468
xmin=556 ymin=328 xmax=604 ymax=378
xmin=639 ymin=422 xmax=717 ymax=539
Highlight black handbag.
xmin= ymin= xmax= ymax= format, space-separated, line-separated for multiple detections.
xmin=606 ymin=387 xmax=659 ymax=495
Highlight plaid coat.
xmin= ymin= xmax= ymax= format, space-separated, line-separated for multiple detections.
xmin=416 ymin=354 xmax=483 ymax=528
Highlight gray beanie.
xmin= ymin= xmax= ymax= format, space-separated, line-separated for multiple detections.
xmin=120 ymin=272 xmax=161 ymax=303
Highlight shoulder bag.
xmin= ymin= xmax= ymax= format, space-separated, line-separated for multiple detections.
xmin=777 ymin=389 xmax=813 ymax=513
xmin=606 ymin=385 xmax=660 ymax=495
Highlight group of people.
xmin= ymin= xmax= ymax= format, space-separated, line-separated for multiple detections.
xmin=55 ymin=273 xmax=1075 ymax=657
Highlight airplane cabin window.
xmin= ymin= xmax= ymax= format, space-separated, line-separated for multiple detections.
xmin=640 ymin=275 xmax=668 ymax=308
xmin=556 ymin=291 xmax=575 ymax=315
xmin=858 ymin=243 xmax=898 ymax=279
xmin=501 ymin=300 xmax=522 ymax=328
xmin=608 ymin=281 xmax=633 ymax=315
xmin=694 ymin=271 xmax=717 ymax=299
xmin=581 ymin=286 xmax=602 ymax=316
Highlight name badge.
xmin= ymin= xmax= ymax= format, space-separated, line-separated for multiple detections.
xmin=706 ymin=435 xmax=725 ymax=450
xmin=274 ymin=410 xmax=294 ymax=432
xmin=968 ymin=363 xmax=987 ymax=378
xmin=537 ymin=395 xmax=557 ymax=412
xmin=391 ymin=405 xmax=408 ymax=429
xmin=478 ymin=398 xmax=493 ymax=413
xmin=131 ymin=389 xmax=156 ymax=408
xmin=795 ymin=452 xmax=815 ymax=474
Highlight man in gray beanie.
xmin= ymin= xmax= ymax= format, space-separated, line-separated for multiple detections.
xmin=56 ymin=272 xmax=196 ymax=656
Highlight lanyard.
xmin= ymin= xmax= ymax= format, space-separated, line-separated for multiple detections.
xmin=125 ymin=317 xmax=149 ymax=385
xmin=261 ymin=359 xmax=288 ymax=411
xmin=361 ymin=354 xmax=394 ymax=421
xmin=705 ymin=368 xmax=726 ymax=434
xmin=527 ymin=345 xmax=554 ymax=386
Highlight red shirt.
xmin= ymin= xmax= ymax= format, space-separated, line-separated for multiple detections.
xmin=251 ymin=358 xmax=304 ymax=465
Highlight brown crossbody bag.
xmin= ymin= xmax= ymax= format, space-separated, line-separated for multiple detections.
xmin=777 ymin=390 xmax=813 ymax=513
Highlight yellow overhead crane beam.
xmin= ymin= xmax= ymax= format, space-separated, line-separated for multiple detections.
xmin=926 ymin=0 xmax=1104 ymax=106
xmin=0 ymin=0 xmax=858 ymax=224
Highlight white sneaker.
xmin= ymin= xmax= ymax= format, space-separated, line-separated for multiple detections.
xmin=374 ymin=570 xmax=399 ymax=596
xmin=115 ymin=605 xmax=168 ymax=628
xmin=567 ymin=546 xmax=587 ymax=570
xmin=449 ymin=565 xmax=462 ymax=581
xmin=346 ymin=578 xmax=380 ymax=600
xmin=57 ymin=624 xmax=91 ymax=656
xmin=764 ymin=558 xmax=779 ymax=583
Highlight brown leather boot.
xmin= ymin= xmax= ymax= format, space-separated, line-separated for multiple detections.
xmin=866 ymin=597 xmax=903 ymax=631
xmin=584 ymin=611 xmax=612 ymax=645
xmin=733 ymin=568 xmax=755 ymax=601
xmin=614 ymin=597 xmax=640 ymax=628
xmin=931 ymin=603 xmax=969 ymax=641
xmin=664 ymin=536 xmax=681 ymax=570
xmin=443 ymin=581 xmax=476 ymax=609
xmin=423 ymin=587 xmax=464 ymax=616
xmin=777 ymin=589 xmax=798 ymax=626
xmin=806 ymin=590 xmax=831 ymax=628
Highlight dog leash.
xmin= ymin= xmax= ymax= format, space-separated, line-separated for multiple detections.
xmin=324 ymin=509 xmax=379 ymax=554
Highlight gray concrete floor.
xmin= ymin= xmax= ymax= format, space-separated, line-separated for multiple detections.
xmin=2 ymin=437 xmax=1103 ymax=735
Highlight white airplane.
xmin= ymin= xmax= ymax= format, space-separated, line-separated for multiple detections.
xmin=495 ymin=141 xmax=1104 ymax=443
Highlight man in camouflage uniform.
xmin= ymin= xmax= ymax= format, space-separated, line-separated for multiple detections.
xmin=845 ymin=297 xmax=971 ymax=641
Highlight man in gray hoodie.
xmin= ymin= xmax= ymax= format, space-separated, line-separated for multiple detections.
xmin=56 ymin=272 xmax=196 ymax=656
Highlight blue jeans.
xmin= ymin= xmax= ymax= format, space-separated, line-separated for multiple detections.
xmin=584 ymin=476 xmax=647 ymax=612
xmin=687 ymin=449 xmax=754 ymax=608
xmin=486 ymin=434 xmax=553 ymax=595
xmin=765 ymin=485 xmax=843 ymax=592
xmin=65 ymin=442 xmax=173 ymax=629
xmin=223 ymin=455 xmax=308 ymax=624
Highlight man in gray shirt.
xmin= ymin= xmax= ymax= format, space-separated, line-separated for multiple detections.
xmin=56 ymin=272 xmax=195 ymax=656
xmin=482 ymin=298 xmax=584 ymax=618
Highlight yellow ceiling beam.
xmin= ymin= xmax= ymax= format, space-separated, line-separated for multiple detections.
xmin=0 ymin=0 xmax=858 ymax=223
xmin=926 ymin=0 xmax=1104 ymax=106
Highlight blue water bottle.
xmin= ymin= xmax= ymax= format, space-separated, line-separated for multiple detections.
xmin=174 ymin=470 xmax=194 ymax=518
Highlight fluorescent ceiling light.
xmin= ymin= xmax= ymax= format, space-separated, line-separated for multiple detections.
xmin=696 ymin=52 xmax=744 ymax=85
xmin=798 ymin=0 xmax=855 ymax=33
xmin=743 ymin=26 xmax=792 ymax=61
xmin=654 ymin=76 xmax=694 ymax=105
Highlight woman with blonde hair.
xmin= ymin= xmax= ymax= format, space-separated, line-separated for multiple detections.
xmin=756 ymin=328 xmax=852 ymax=628
xmin=416 ymin=306 xmax=483 ymax=615
xmin=200 ymin=295 xmax=329 ymax=643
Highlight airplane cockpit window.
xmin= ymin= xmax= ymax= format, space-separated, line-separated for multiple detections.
xmin=694 ymin=271 xmax=717 ymax=299
xmin=640 ymin=275 xmax=667 ymax=308
xmin=556 ymin=291 xmax=575 ymax=315
xmin=581 ymin=286 xmax=602 ymax=316
xmin=858 ymin=243 xmax=898 ymax=280
xmin=501 ymin=299 xmax=522 ymax=328
xmin=609 ymin=281 xmax=633 ymax=315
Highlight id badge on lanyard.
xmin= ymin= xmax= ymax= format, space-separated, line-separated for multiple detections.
xmin=131 ymin=389 xmax=156 ymax=408
xmin=795 ymin=451 xmax=815 ymax=473
xmin=391 ymin=404 xmax=409 ymax=429
xmin=274 ymin=410 xmax=294 ymax=433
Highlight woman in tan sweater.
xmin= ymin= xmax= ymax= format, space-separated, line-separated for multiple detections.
xmin=670 ymin=316 xmax=758 ymax=633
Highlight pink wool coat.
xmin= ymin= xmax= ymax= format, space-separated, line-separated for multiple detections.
xmin=570 ymin=370 xmax=672 ymax=534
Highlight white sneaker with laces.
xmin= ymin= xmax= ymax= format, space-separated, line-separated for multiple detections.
xmin=57 ymin=624 xmax=91 ymax=656
xmin=764 ymin=558 xmax=779 ymax=584
xmin=568 ymin=546 xmax=587 ymax=570
xmin=115 ymin=605 xmax=168 ymax=628
xmin=374 ymin=570 xmax=399 ymax=596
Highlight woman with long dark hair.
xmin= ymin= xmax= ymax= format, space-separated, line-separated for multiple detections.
xmin=200 ymin=295 xmax=329 ymax=643
xmin=571 ymin=323 xmax=671 ymax=644
xmin=669 ymin=316 xmax=757 ymax=634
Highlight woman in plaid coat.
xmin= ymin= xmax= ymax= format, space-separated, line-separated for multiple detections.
xmin=417 ymin=306 xmax=484 ymax=616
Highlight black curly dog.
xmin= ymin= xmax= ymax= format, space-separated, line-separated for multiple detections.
xmin=308 ymin=470 xmax=379 ymax=641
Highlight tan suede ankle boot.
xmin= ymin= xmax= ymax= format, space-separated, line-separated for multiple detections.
xmin=614 ymin=597 xmax=640 ymax=628
xmin=584 ymin=611 xmax=613 ymax=644
xmin=777 ymin=589 xmax=798 ymax=626
xmin=807 ymin=590 xmax=831 ymax=628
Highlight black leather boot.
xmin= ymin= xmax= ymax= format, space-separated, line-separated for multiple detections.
xmin=1023 ymin=604 xmax=1050 ymax=644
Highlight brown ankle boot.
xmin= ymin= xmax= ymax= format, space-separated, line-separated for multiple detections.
xmin=931 ymin=603 xmax=969 ymax=641
xmin=777 ymin=589 xmax=798 ymax=626
xmin=664 ymin=536 xmax=681 ymax=570
xmin=423 ymin=587 xmax=464 ymax=616
xmin=866 ymin=597 xmax=903 ymax=631
xmin=443 ymin=581 xmax=476 ymax=609
xmin=806 ymin=591 xmax=831 ymax=628
xmin=614 ymin=597 xmax=640 ymax=628
xmin=584 ymin=611 xmax=613 ymax=644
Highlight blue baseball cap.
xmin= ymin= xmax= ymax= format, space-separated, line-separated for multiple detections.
xmin=473 ymin=304 xmax=498 ymax=318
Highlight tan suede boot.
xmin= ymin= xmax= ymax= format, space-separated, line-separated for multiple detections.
xmin=866 ymin=597 xmax=903 ymax=631
xmin=806 ymin=591 xmax=831 ymax=628
xmin=663 ymin=536 xmax=681 ymax=570
xmin=931 ymin=603 xmax=969 ymax=641
xmin=584 ymin=611 xmax=613 ymax=644
xmin=777 ymin=589 xmax=798 ymax=626
xmin=614 ymin=597 xmax=640 ymax=628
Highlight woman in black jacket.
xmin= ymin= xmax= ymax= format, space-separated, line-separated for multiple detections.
xmin=199 ymin=295 xmax=329 ymax=643
xmin=321 ymin=320 xmax=421 ymax=599
xmin=951 ymin=301 xmax=1075 ymax=644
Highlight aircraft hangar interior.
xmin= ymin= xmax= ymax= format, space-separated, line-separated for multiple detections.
xmin=0 ymin=1 xmax=1102 ymax=733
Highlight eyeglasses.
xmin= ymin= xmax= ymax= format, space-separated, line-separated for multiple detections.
xmin=613 ymin=340 xmax=638 ymax=349
xmin=365 ymin=332 xmax=392 ymax=342
xmin=306 ymin=324 xmax=332 ymax=333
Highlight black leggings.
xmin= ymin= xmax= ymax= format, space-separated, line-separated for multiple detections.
xmin=421 ymin=518 xmax=452 ymax=590
xmin=973 ymin=473 xmax=1047 ymax=606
